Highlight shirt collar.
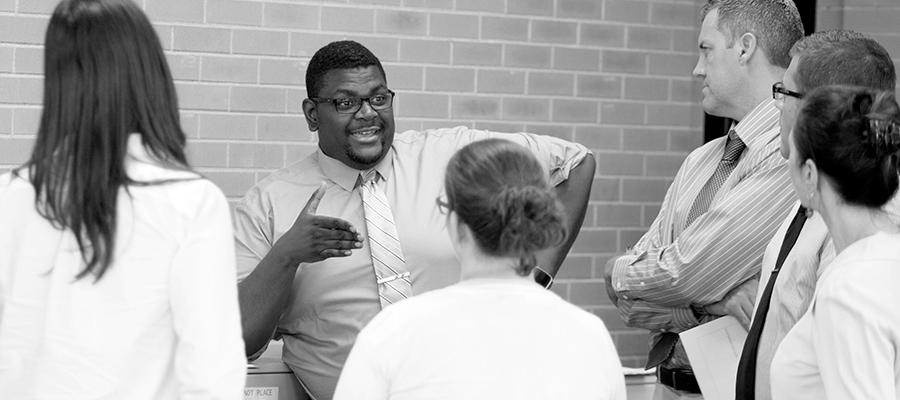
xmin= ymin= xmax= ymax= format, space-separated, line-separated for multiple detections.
xmin=730 ymin=98 xmax=779 ymax=150
xmin=317 ymin=148 xmax=395 ymax=192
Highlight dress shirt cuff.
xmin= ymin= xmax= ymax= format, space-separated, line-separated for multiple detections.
xmin=671 ymin=307 xmax=700 ymax=331
xmin=611 ymin=248 xmax=661 ymax=299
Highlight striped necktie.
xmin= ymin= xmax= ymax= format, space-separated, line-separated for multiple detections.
xmin=359 ymin=170 xmax=412 ymax=309
xmin=685 ymin=129 xmax=746 ymax=227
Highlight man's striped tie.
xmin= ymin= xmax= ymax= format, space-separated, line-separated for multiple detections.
xmin=360 ymin=170 xmax=412 ymax=308
xmin=685 ymin=129 xmax=746 ymax=227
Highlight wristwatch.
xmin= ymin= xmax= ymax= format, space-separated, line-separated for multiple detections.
xmin=533 ymin=266 xmax=554 ymax=289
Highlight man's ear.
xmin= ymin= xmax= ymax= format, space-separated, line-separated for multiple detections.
xmin=802 ymin=158 xmax=819 ymax=192
xmin=737 ymin=32 xmax=758 ymax=65
xmin=302 ymin=98 xmax=319 ymax=132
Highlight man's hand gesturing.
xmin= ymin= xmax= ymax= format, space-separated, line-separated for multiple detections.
xmin=273 ymin=182 xmax=363 ymax=265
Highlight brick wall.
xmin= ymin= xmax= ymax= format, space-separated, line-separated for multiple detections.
xmin=0 ymin=0 xmax=707 ymax=367
xmin=817 ymin=0 xmax=900 ymax=94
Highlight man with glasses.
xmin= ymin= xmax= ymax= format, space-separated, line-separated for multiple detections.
xmin=732 ymin=30 xmax=896 ymax=400
xmin=604 ymin=0 xmax=802 ymax=394
xmin=231 ymin=40 xmax=596 ymax=400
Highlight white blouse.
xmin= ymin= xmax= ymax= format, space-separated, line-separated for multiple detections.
xmin=771 ymin=231 xmax=900 ymax=400
xmin=0 ymin=135 xmax=246 ymax=399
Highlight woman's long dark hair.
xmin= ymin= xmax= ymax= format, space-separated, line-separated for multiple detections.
xmin=19 ymin=0 xmax=189 ymax=281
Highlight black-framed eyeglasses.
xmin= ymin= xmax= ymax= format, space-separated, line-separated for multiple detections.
xmin=772 ymin=82 xmax=803 ymax=101
xmin=309 ymin=90 xmax=395 ymax=114
xmin=435 ymin=196 xmax=452 ymax=215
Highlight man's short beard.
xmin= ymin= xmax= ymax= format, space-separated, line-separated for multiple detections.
xmin=345 ymin=137 xmax=386 ymax=166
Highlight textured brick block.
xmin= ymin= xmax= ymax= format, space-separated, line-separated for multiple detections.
xmin=0 ymin=108 xmax=11 ymax=134
xmin=233 ymin=30 xmax=289 ymax=56
xmin=554 ymin=47 xmax=600 ymax=71
xmin=198 ymin=113 xmax=256 ymax=140
xmin=650 ymin=2 xmax=699 ymax=27
xmin=625 ymin=77 xmax=668 ymax=101
xmin=399 ymin=39 xmax=450 ymax=63
xmin=322 ymin=6 xmax=374 ymax=33
xmin=594 ymin=307 xmax=630 ymax=331
xmin=622 ymin=128 xmax=668 ymax=151
xmin=605 ymin=0 xmax=649 ymax=23
xmin=455 ymin=0 xmax=504 ymax=12
xmin=532 ymin=20 xmax=578 ymax=44
xmin=569 ymin=280 xmax=609 ymax=306
xmin=528 ymin=72 xmax=575 ymax=96
xmin=180 ymin=112 xmax=199 ymax=138
xmin=507 ymin=0 xmax=553 ymax=16
xmin=166 ymin=54 xmax=200 ymax=81
xmin=289 ymin=32 xmax=344 ymax=58
xmin=285 ymin=143 xmax=318 ymax=164
xmin=425 ymin=67 xmax=475 ymax=92
xmin=595 ymin=152 xmax=643 ymax=176
xmin=260 ymin=59 xmax=304 ymax=86
xmin=174 ymin=26 xmax=231 ymax=53
xmin=647 ymin=104 xmax=693 ymax=127
xmin=614 ymin=331 xmax=651 ymax=356
xmin=595 ymin=203 xmax=643 ymax=228
xmin=0 ymin=77 xmax=42 ymax=105
xmin=557 ymin=0 xmax=603 ymax=20
xmin=590 ymin=177 xmax=620 ymax=201
xmin=552 ymin=99 xmax=597 ymax=123
xmin=673 ymin=29 xmax=697 ymax=53
xmin=452 ymin=42 xmax=502 ymax=66
xmin=262 ymin=3 xmax=318 ymax=29
xmin=175 ymin=83 xmax=230 ymax=111
xmin=556 ymin=255 xmax=593 ymax=280
xmin=643 ymin=204 xmax=662 ymax=227
xmin=580 ymin=23 xmax=625 ymax=48
xmin=571 ymin=230 xmax=618 ymax=255
xmin=0 ymin=0 xmax=13 ymax=12
xmin=231 ymin=86 xmax=286 ymax=113
xmin=154 ymin=25 xmax=173 ymax=50
xmin=576 ymin=75 xmax=621 ymax=99
xmin=12 ymin=107 xmax=40 ymax=135
xmin=627 ymin=26 xmax=672 ymax=50
xmin=504 ymin=44 xmax=551 ymax=68
xmin=0 ymin=15 xmax=48 ymax=45
xmin=285 ymin=89 xmax=304 ymax=115
xmin=0 ymin=47 xmax=12 ymax=73
xmin=258 ymin=115 xmax=308 ymax=142
xmin=451 ymin=95 xmax=500 ymax=119
xmin=601 ymin=102 xmax=645 ymax=125
xmin=502 ymin=98 xmax=550 ymax=121
xmin=207 ymin=0 xmax=263 ymax=26
xmin=383 ymin=64 xmax=424 ymax=90
xmin=646 ymin=154 xmax=686 ymax=178
xmin=575 ymin=126 xmax=621 ymax=151
xmin=186 ymin=141 xmax=228 ymax=168
xmin=481 ymin=16 xmax=528 ymax=41
xmin=622 ymin=178 xmax=671 ymax=202
xmin=670 ymin=79 xmax=699 ymax=102
xmin=17 ymin=0 xmax=55 ymax=14
xmin=146 ymin=0 xmax=204 ymax=23
xmin=359 ymin=37 xmax=401 ymax=63
xmin=396 ymin=92 xmax=449 ymax=118
xmin=648 ymin=54 xmax=696 ymax=77
xmin=430 ymin=13 xmax=478 ymax=39
xmin=472 ymin=121 xmax=524 ymax=133
xmin=201 ymin=56 xmax=258 ymax=84
xmin=402 ymin=0 xmax=453 ymax=9
xmin=229 ymin=142 xmax=285 ymax=169
xmin=205 ymin=171 xmax=256 ymax=198
xmin=477 ymin=70 xmax=525 ymax=94
xmin=619 ymin=229 xmax=644 ymax=252
xmin=376 ymin=9 xmax=427 ymax=35
xmin=601 ymin=50 xmax=646 ymax=74
xmin=525 ymin=124 xmax=573 ymax=140
xmin=670 ymin=129 xmax=703 ymax=152
xmin=0 ymin=137 xmax=34 ymax=165
xmin=13 ymin=46 xmax=42 ymax=75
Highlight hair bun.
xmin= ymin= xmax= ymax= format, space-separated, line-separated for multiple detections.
xmin=492 ymin=185 xmax=566 ymax=258
xmin=864 ymin=117 xmax=900 ymax=156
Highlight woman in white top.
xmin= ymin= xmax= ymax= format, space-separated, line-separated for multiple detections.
xmin=771 ymin=85 xmax=900 ymax=400
xmin=0 ymin=0 xmax=246 ymax=398
xmin=333 ymin=139 xmax=626 ymax=400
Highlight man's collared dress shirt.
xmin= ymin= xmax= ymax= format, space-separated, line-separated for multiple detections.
xmin=609 ymin=99 xmax=795 ymax=367
xmin=232 ymin=126 xmax=590 ymax=400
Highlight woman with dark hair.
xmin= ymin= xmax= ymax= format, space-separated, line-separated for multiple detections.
xmin=0 ymin=0 xmax=245 ymax=398
xmin=333 ymin=139 xmax=625 ymax=400
xmin=770 ymin=85 xmax=900 ymax=399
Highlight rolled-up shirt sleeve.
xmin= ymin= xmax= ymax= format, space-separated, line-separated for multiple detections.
xmin=232 ymin=185 xmax=274 ymax=282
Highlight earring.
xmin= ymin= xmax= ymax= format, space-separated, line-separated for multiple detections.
xmin=804 ymin=191 xmax=816 ymax=218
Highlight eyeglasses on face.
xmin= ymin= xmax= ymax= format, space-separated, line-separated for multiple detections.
xmin=435 ymin=196 xmax=451 ymax=215
xmin=772 ymin=82 xmax=803 ymax=101
xmin=309 ymin=90 xmax=395 ymax=114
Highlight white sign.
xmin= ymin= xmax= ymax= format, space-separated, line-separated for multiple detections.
xmin=680 ymin=316 xmax=748 ymax=400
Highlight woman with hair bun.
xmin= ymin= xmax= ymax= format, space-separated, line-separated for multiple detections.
xmin=334 ymin=139 xmax=625 ymax=400
xmin=771 ymin=85 xmax=900 ymax=400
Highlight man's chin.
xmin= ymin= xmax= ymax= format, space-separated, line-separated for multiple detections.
xmin=347 ymin=147 xmax=386 ymax=169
